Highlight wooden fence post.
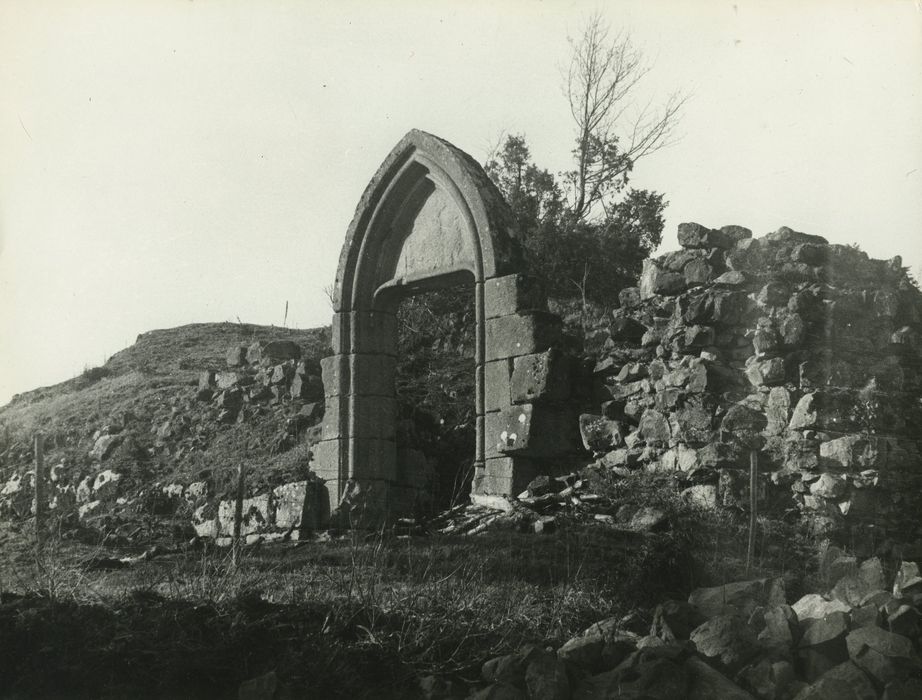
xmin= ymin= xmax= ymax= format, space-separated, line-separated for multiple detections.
xmin=232 ymin=462 xmax=246 ymax=567
xmin=746 ymin=449 xmax=758 ymax=572
xmin=33 ymin=432 xmax=45 ymax=548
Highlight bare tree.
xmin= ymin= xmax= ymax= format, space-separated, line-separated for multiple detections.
xmin=566 ymin=12 xmax=686 ymax=221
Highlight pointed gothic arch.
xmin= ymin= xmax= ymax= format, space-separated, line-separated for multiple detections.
xmin=314 ymin=130 xmax=567 ymax=521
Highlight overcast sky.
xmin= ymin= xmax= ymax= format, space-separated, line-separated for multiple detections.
xmin=1 ymin=0 xmax=920 ymax=407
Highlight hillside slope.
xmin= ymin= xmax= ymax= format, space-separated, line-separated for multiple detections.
xmin=0 ymin=323 xmax=331 ymax=535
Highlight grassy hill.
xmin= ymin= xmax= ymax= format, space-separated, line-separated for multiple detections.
xmin=0 ymin=322 xmax=331 ymax=511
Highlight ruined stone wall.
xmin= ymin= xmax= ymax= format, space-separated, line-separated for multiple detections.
xmin=581 ymin=223 xmax=922 ymax=551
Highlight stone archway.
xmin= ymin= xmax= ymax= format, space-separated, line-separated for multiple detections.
xmin=313 ymin=130 xmax=570 ymax=520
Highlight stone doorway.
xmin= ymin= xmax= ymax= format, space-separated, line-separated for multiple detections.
xmin=395 ymin=282 xmax=478 ymax=514
xmin=312 ymin=130 xmax=571 ymax=521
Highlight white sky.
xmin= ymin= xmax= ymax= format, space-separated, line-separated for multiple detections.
xmin=1 ymin=0 xmax=920 ymax=406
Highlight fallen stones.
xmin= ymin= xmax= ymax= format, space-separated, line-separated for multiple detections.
xmin=225 ymin=345 xmax=248 ymax=367
xmin=573 ymin=648 xmax=689 ymax=700
xmin=892 ymin=561 xmax=922 ymax=601
xmin=685 ymin=656 xmax=756 ymax=699
xmin=792 ymin=661 xmax=876 ymax=700
xmin=578 ymin=414 xmax=624 ymax=453
xmin=845 ymin=626 xmax=919 ymax=686
xmin=688 ymin=578 xmax=786 ymax=619
xmin=678 ymin=222 xmax=733 ymax=250
xmin=689 ymin=614 xmax=760 ymax=674
xmin=650 ymin=600 xmax=706 ymax=642
xmin=737 ymin=657 xmax=796 ymax=700
xmin=797 ymin=611 xmax=850 ymax=682
xmin=89 ymin=434 xmax=121 ymax=461
xmin=247 ymin=340 xmax=301 ymax=365
xmin=92 ymin=469 xmax=122 ymax=502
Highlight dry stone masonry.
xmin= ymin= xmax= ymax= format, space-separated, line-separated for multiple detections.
xmin=582 ymin=223 xmax=922 ymax=550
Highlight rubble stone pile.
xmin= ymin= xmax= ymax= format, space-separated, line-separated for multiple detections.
xmin=578 ymin=224 xmax=922 ymax=550
xmin=462 ymin=548 xmax=922 ymax=699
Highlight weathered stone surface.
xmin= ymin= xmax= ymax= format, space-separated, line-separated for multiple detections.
xmin=685 ymin=656 xmax=756 ymax=700
xmin=487 ymin=404 xmax=576 ymax=457
xmin=650 ymin=600 xmax=706 ymax=642
xmin=475 ymin=456 xmax=538 ymax=497
xmin=215 ymin=371 xmax=241 ymax=390
xmin=886 ymin=604 xmax=920 ymax=639
xmin=682 ymin=484 xmax=718 ymax=509
xmin=629 ymin=506 xmax=667 ymax=532
xmin=745 ymin=356 xmax=786 ymax=387
xmin=90 ymin=434 xmax=121 ymax=461
xmin=765 ymin=226 xmax=828 ymax=246
xmin=92 ymin=469 xmax=122 ymax=501
xmin=619 ymin=286 xmax=641 ymax=309
xmin=684 ymin=258 xmax=713 ymax=287
xmin=331 ymin=311 xmax=397 ymax=356
xmin=892 ymin=561 xmax=922 ymax=599
xmin=638 ymin=409 xmax=671 ymax=445
xmin=688 ymin=578 xmax=786 ymax=619
xmin=485 ymin=312 xmax=561 ymax=361
xmin=757 ymin=281 xmax=790 ymax=308
xmin=573 ymin=651 xmax=688 ymax=700
xmin=558 ymin=634 xmax=606 ymax=670
xmin=484 ymin=274 xmax=547 ymax=319
xmin=758 ymin=604 xmax=799 ymax=653
xmin=819 ymin=436 xmax=871 ymax=469
xmin=831 ymin=571 xmax=881 ymax=609
xmin=323 ymin=395 xmax=396 ymax=441
xmin=846 ymin=626 xmax=918 ymax=686
xmin=737 ymin=658 xmax=795 ymax=700
xmin=690 ymin=615 xmax=760 ymax=674
xmin=798 ymin=612 xmax=850 ymax=682
xmin=524 ymin=648 xmax=569 ymax=700
xmin=511 ymin=350 xmax=569 ymax=404
xmin=721 ymin=225 xmax=753 ymax=243
xmin=611 ymin=317 xmax=648 ymax=342
xmin=678 ymin=222 xmax=733 ymax=250
xmin=765 ymin=387 xmax=792 ymax=436
xmin=273 ymin=480 xmax=319 ymax=531
xmin=883 ymin=678 xmax=922 ymax=699
xmin=579 ymin=414 xmax=624 ymax=452
xmin=714 ymin=270 xmax=747 ymax=286
xmin=640 ymin=260 xmax=687 ymax=299
xmin=789 ymin=393 xmax=818 ymax=430
xmin=722 ymin=403 xmax=768 ymax=434
xmin=791 ymin=595 xmax=852 ymax=622
xmin=217 ymin=493 xmax=272 ymax=537
xmin=792 ymin=661 xmax=876 ymax=700
xmin=809 ymin=473 xmax=846 ymax=500
xmin=290 ymin=373 xmax=324 ymax=401
xmin=225 ymin=345 xmax=248 ymax=367
xmin=246 ymin=339 xmax=301 ymax=365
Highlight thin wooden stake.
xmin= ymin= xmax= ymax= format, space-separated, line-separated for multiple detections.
xmin=33 ymin=432 xmax=45 ymax=548
xmin=746 ymin=449 xmax=758 ymax=572
xmin=232 ymin=462 xmax=246 ymax=567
